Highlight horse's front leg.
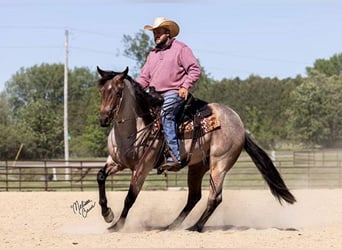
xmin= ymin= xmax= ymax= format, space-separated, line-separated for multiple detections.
xmin=107 ymin=167 xmax=150 ymax=232
xmin=107 ymin=184 xmax=137 ymax=232
xmin=97 ymin=164 xmax=114 ymax=223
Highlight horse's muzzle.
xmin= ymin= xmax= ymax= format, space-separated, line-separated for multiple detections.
xmin=100 ymin=114 xmax=111 ymax=127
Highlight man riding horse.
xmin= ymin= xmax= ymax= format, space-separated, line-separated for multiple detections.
xmin=95 ymin=17 xmax=295 ymax=232
xmin=136 ymin=17 xmax=201 ymax=170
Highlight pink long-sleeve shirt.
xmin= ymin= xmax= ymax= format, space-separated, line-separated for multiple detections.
xmin=136 ymin=39 xmax=201 ymax=93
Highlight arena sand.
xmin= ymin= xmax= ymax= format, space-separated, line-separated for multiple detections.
xmin=1 ymin=189 xmax=342 ymax=248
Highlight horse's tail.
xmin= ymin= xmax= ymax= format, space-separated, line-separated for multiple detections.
xmin=244 ymin=132 xmax=296 ymax=204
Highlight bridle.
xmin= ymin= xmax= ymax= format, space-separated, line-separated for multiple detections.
xmin=100 ymin=78 xmax=125 ymax=125
xmin=112 ymin=87 xmax=123 ymax=122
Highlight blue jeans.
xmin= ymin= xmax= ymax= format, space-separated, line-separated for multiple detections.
xmin=161 ymin=93 xmax=183 ymax=162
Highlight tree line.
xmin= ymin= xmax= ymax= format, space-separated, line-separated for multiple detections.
xmin=0 ymin=31 xmax=341 ymax=160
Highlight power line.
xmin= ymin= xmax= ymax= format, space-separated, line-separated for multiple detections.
xmin=0 ymin=25 xmax=311 ymax=65
xmin=0 ymin=45 xmax=61 ymax=49
xmin=194 ymin=49 xmax=312 ymax=65
xmin=0 ymin=25 xmax=65 ymax=30
xmin=0 ymin=25 xmax=118 ymax=37
xmin=70 ymin=46 xmax=117 ymax=55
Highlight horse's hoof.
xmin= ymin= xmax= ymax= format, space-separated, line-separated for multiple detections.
xmin=107 ymin=220 xmax=124 ymax=232
xmin=166 ymin=223 xmax=180 ymax=231
xmin=103 ymin=207 xmax=114 ymax=223
xmin=107 ymin=223 xmax=118 ymax=232
xmin=186 ymin=225 xmax=203 ymax=232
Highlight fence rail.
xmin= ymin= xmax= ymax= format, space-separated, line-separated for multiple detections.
xmin=1 ymin=150 xmax=342 ymax=191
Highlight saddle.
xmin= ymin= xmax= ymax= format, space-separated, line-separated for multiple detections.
xmin=145 ymin=88 xmax=221 ymax=172
xmin=176 ymin=94 xmax=220 ymax=139
xmin=146 ymin=88 xmax=220 ymax=138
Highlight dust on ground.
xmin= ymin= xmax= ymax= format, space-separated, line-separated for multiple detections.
xmin=1 ymin=189 xmax=342 ymax=248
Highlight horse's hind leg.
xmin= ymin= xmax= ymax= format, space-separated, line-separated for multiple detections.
xmin=97 ymin=165 xmax=114 ymax=223
xmin=187 ymin=164 xmax=227 ymax=232
xmin=167 ymin=163 xmax=208 ymax=230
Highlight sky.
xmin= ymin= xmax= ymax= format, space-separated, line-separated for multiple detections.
xmin=0 ymin=0 xmax=341 ymax=91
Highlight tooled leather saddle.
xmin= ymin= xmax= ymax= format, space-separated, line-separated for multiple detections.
xmin=175 ymin=94 xmax=220 ymax=140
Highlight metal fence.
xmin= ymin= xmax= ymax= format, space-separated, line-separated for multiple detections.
xmin=1 ymin=150 xmax=342 ymax=191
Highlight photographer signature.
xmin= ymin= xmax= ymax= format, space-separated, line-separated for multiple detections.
xmin=70 ymin=199 xmax=96 ymax=218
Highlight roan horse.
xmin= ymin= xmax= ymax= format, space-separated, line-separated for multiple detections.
xmin=96 ymin=66 xmax=296 ymax=232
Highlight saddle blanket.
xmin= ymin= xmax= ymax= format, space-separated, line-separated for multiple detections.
xmin=178 ymin=114 xmax=221 ymax=139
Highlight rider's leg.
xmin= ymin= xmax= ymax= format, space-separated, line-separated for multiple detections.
xmin=161 ymin=92 xmax=182 ymax=165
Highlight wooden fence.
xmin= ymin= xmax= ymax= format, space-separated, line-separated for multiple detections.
xmin=1 ymin=150 xmax=342 ymax=191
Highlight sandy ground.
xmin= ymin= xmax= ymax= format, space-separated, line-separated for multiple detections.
xmin=1 ymin=189 xmax=342 ymax=248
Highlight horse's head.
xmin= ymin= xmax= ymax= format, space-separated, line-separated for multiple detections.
xmin=97 ymin=66 xmax=129 ymax=127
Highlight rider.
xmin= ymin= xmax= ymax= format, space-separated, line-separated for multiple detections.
xmin=136 ymin=17 xmax=201 ymax=169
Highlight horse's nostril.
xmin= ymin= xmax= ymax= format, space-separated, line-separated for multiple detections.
xmin=100 ymin=116 xmax=109 ymax=127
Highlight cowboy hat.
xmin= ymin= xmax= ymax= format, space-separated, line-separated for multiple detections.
xmin=144 ymin=17 xmax=180 ymax=38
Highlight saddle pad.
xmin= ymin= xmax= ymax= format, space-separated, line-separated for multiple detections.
xmin=178 ymin=114 xmax=221 ymax=139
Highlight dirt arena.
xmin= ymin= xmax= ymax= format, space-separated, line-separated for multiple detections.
xmin=1 ymin=189 xmax=342 ymax=248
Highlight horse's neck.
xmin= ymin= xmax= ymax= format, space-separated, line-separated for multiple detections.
xmin=113 ymin=80 xmax=144 ymax=147
xmin=114 ymin=80 xmax=136 ymax=132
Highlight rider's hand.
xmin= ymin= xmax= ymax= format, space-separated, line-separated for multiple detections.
xmin=179 ymin=87 xmax=188 ymax=100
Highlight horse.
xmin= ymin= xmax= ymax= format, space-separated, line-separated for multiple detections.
xmin=96 ymin=66 xmax=296 ymax=232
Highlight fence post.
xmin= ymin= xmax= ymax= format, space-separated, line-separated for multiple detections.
xmin=80 ymin=161 xmax=83 ymax=191
xmin=44 ymin=161 xmax=48 ymax=191
xmin=19 ymin=167 xmax=22 ymax=191
xmin=5 ymin=160 xmax=9 ymax=191
xmin=165 ymin=172 xmax=169 ymax=189
xmin=70 ymin=161 xmax=73 ymax=191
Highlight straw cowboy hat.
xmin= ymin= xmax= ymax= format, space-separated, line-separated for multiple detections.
xmin=144 ymin=17 xmax=180 ymax=38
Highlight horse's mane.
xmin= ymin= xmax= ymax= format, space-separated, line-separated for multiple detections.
xmin=129 ymin=76 xmax=164 ymax=125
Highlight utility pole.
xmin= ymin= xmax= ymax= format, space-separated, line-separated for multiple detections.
xmin=64 ymin=29 xmax=70 ymax=181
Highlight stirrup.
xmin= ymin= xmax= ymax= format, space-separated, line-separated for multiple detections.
xmin=156 ymin=158 xmax=186 ymax=174
xmin=161 ymin=159 xmax=181 ymax=171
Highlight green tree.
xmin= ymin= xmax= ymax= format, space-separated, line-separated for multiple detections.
xmin=0 ymin=92 xmax=10 ymax=126
xmin=190 ymin=65 xmax=215 ymax=100
xmin=122 ymin=30 xmax=154 ymax=75
xmin=4 ymin=64 xmax=105 ymax=159
xmin=67 ymin=67 xmax=98 ymax=138
xmin=0 ymin=92 xmax=22 ymax=159
xmin=20 ymin=100 xmax=64 ymax=158
xmin=70 ymin=84 xmax=108 ymax=157
xmin=288 ymin=75 xmax=342 ymax=147
xmin=6 ymin=63 xmax=65 ymax=116
xmin=211 ymin=75 xmax=301 ymax=149
xmin=306 ymin=53 xmax=342 ymax=77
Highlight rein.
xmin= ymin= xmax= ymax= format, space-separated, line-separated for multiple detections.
xmin=132 ymin=121 xmax=163 ymax=184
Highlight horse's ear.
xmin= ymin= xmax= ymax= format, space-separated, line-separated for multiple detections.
xmin=97 ymin=66 xmax=108 ymax=78
xmin=119 ymin=67 xmax=129 ymax=80
xmin=116 ymin=67 xmax=129 ymax=82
